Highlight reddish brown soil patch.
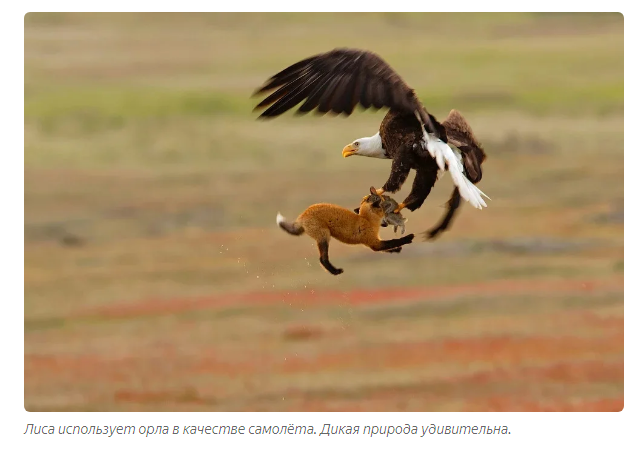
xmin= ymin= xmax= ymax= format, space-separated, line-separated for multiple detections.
xmin=278 ymin=334 xmax=623 ymax=374
xmin=183 ymin=331 xmax=623 ymax=378
xmin=26 ymin=354 xmax=137 ymax=381
xmin=78 ymin=276 xmax=623 ymax=320
xmin=282 ymin=325 xmax=326 ymax=341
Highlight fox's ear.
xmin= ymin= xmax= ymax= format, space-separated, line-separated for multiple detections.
xmin=369 ymin=186 xmax=377 ymax=195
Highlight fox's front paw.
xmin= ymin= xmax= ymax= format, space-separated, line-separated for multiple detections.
xmin=330 ymin=267 xmax=344 ymax=276
xmin=402 ymin=233 xmax=415 ymax=244
xmin=384 ymin=247 xmax=402 ymax=253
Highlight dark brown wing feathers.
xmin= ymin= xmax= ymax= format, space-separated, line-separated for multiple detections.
xmin=442 ymin=109 xmax=483 ymax=151
xmin=442 ymin=109 xmax=486 ymax=182
xmin=253 ymin=48 xmax=420 ymax=118
xmin=251 ymin=56 xmax=317 ymax=96
xmin=296 ymin=72 xmax=336 ymax=114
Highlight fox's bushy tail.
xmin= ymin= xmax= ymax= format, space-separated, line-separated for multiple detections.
xmin=276 ymin=212 xmax=305 ymax=236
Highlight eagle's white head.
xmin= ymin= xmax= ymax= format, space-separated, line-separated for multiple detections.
xmin=342 ymin=133 xmax=387 ymax=159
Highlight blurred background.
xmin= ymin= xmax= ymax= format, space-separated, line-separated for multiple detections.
xmin=24 ymin=12 xmax=623 ymax=411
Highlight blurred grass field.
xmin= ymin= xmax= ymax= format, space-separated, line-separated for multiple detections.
xmin=24 ymin=12 xmax=624 ymax=411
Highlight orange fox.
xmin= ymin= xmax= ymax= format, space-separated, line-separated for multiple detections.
xmin=276 ymin=187 xmax=415 ymax=275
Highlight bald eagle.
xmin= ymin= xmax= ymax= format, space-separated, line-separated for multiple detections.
xmin=252 ymin=48 xmax=489 ymax=238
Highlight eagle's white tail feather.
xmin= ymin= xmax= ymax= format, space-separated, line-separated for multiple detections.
xmin=421 ymin=127 xmax=489 ymax=210
xmin=435 ymin=146 xmax=446 ymax=172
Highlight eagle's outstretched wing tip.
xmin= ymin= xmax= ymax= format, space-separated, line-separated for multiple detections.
xmin=248 ymin=48 xmax=416 ymax=120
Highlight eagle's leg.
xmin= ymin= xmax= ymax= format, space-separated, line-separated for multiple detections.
xmin=393 ymin=202 xmax=407 ymax=214
xmin=381 ymin=155 xmax=411 ymax=195
xmin=399 ymin=167 xmax=438 ymax=213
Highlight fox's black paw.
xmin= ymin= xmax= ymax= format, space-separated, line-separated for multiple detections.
xmin=330 ymin=267 xmax=344 ymax=275
xmin=403 ymin=233 xmax=415 ymax=244
xmin=384 ymin=247 xmax=402 ymax=253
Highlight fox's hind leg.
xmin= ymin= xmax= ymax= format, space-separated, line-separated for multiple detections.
xmin=317 ymin=239 xmax=344 ymax=276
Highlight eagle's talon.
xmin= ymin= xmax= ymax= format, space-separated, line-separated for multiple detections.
xmin=393 ymin=202 xmax=406 ymax=214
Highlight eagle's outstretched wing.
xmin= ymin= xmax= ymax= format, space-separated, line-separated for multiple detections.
xmin=252 ymin=48 xmax=446 ymax=140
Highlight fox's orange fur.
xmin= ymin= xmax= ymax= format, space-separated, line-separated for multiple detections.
xmin=276 ymin=187 xmax=415 ymax=275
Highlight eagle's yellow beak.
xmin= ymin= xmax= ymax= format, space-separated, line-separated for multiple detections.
xmin=342 ymin=144 xmax=357 ymax=158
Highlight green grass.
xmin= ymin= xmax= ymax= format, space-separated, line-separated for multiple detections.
xmin=25 ymin=87 xmax=247 ymax=122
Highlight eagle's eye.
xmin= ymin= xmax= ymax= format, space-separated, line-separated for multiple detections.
xmin=354 ymin=141 xmax=359 ymax=146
